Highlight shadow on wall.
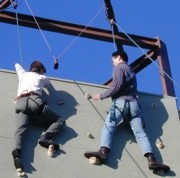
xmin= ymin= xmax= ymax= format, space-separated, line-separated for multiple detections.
xmin=22 ymin=82 xmax=79 ymax=174
xmin=104 ymin=95 xmax=175 ymax=176
xmin=43 ymin=82 xmax=79 ymax=120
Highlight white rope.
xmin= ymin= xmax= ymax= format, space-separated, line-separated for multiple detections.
xmin=114 ymin=21 xmax=180 ymax=91
xmin=57 ymin=4 xmax=104 ymax=60
xmin=9 ymin=0 xmax=23 ymax=64
xmin=23 ymin=0 xmax=56 ymax=60
xmin=111 ymin=25 xmax=116 ymax=51
xmin=15 ymin=11 xmax=23 ymax=65
xmin=23 ymin=0 xmax=104 ymax=63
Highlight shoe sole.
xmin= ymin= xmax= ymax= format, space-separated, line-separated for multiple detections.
xmin=149 ymin=165 xmax=170 ymax=173
xmin=39 ymin=140 xmax=59 ymax=150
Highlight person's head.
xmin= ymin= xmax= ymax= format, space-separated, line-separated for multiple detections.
xmin=30 ymin=60 xmax=46 ymax=74
xmin=112 ymin=50 xmax=128 ymax=65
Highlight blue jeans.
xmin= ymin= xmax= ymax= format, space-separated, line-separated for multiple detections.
xmin=101 ymin=99 xmax=153 ymax=155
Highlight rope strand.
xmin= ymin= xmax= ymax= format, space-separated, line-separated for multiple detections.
xmin=15 ymin=11 xmax=23 ymax=65
xmin=23 ymin=0 xmax=56 ymax=60
xmin=10 ymin=0 xmax=23 ymax=64
xmin=57 ymin=4 xmax=104 ymax=60
xmin=111 ymin=25 xmax=116 ymax=51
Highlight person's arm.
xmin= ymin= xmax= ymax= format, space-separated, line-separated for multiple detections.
xmin=98 ymin=66 xmax=124 ymax=100
xmin=15 ymin=63 xmax=26 ymax=77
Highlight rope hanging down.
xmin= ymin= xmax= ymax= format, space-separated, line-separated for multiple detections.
xmin=56 ymin=4 xmax=104 ymax=60
xmin=23 ymin=0 xmax=104 ymax=70
xmin=10 ymin=0 xmax=24 ymax=65
xmin=23 ymin=0 xmax=59 ymax=69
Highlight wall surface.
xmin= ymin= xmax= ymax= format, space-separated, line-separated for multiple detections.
xmin=0 ymin=69 xmax=179 ymax=178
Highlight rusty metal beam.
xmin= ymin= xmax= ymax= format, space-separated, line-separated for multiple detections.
xmin=157 ymin=40 xmax=175 ymax=96
xmin=130 ymin=49 xmax=158 ymax=73
xmin=0 ymin=0 xmax=11 ymax=9
xmin=104 ymin=0 xmax=123 ymax=50
xmin=0 ymin=11 xmax=159 ymax=50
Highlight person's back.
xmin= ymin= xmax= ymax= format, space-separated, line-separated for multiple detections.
xmin=15 ymin=63 xmax=49 ymax=97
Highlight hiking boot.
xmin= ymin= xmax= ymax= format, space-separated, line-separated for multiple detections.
xmin=38 ymin=132 xmax=59 ymax=150
xmin=84 ymin=147 xmax=110 ymax=164
xmin=12 ymin=149 xmax=24 ymax=170
xmin=146 ymin=153 xmax=170 ymax=172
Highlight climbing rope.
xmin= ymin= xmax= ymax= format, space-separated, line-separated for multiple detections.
xmin=113 ymin=21 xmax=180 ymax=91
xmin=10 ymin=0 xmax=23 ymax=65
xmin=57 ymin=4 xmax=104 ymax=60
xmin=15 ymin=11 xmax=23 ymax=65
xmin=23 ymin=0 xmax=104 ymax=69
xmin=23 ymin=0 xmax=58 ymax=69
xmin=111 ymin=24 xmax=116 ymax=51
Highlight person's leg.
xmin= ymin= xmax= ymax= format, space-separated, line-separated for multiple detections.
xmin=129 ymin=100 xmax=170 ymax=172
xmin=38 ymin=104 xmax=65 ymax=150
xmin=14 ymin=112 xmax=30 ymax=150
xmin=84 ymin=99 xmax=125 ymax=163
xmin=128 ymin=100 xmax=153 ymax=154
xmin=101 ymin=99 xmax=126 ymax=149
xmin=12 ymin=111 xmax=30 ymax=172
xmin=12 ymin=95 xmax=42 ymax=171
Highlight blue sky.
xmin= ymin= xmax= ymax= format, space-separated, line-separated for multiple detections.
xmin=0 ymin=0 xmax=180 ymax=110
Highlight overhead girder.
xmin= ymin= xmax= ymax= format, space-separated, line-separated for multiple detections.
xmin=0 ymin=0 xmax=12 ymax=9
xmin=104 ymin=0 xmax=123 ymax=51
xmin=0 ymin=11 xmax=159 ymax=50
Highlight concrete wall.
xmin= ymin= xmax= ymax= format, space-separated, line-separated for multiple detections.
xmin=0 ymin=69 xmax=179 ymax=178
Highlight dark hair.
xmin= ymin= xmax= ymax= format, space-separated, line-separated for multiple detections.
xmin=112 ymin=50 xmax=128 ymax=62
xmin=30 ymin=61 xmax=46 ymax=73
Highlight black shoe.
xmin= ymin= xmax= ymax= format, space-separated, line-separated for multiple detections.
xmin=147 ymin=154 xmax=170 ymax=172
xmin=84 ymin=147 xmax=110 ymax=164
xmin=38 ymin=133 xmax=59 ymax=150
xmin=14 ymin=157 xmax=24 ymax=170
xmin=148 ymin=160 xmax=170 ymax=172
xmin=12 ymin=149 xmax=24 ymax=170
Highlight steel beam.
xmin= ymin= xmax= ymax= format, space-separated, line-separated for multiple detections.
xmin=0 ymin=11 xmax=159 ymax=50
xmin=104 ymin=0 xmax=123 ymax=50
xmin=157 ymin=40 xmax=175 ymax=96
xmin=0 ymin=0 xmax=12 ymax=9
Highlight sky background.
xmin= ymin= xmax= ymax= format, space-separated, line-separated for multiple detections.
xmin=0 ymin=0 xmax=180 ymax=110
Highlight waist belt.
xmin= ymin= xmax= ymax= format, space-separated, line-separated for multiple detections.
xmin=15 ymin=91 xmax=39 ymax=101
